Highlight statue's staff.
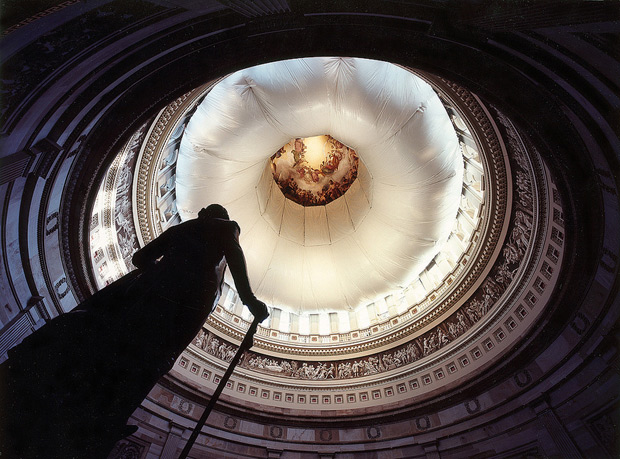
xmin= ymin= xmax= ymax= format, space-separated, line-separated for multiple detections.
xmin=179 ymin=315 xmax=262 ymax=459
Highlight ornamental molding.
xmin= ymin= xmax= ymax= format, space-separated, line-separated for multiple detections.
xmin=134 ymin=90 xmax=196 ymax=245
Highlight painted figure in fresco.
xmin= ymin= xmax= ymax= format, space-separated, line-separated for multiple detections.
xmin=320 ymin=148 xmax=342 ymax=175
xmin=0 ymin=204 xmax=268 ymax=459
xmin=271 ymin=135 xmax=360 ymax=206
xmin=292 ymin=137 xmax=305 ymax=163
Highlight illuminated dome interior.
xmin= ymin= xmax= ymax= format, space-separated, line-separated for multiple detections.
xmin=174 ymin=58 xmax=464 ymax=314
xmin=89 ymin=58 xmax=492 ymax=343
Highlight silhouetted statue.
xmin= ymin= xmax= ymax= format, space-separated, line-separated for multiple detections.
xmin=0 ymin=204 xmax=268 ymax=458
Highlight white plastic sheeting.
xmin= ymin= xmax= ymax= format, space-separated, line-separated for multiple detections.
xmin=176 ymin=57 xmax=463 ymax=313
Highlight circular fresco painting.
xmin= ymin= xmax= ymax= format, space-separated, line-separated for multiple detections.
xmin=270 ymin=135 xmax=359 ymax=206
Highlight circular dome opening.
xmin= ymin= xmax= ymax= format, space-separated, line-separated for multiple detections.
xmin=270 ymin=135 xmax=359 ymax=207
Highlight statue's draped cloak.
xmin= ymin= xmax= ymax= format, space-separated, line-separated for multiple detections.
xmin=1 ymin=217 xmax=257 ymax=458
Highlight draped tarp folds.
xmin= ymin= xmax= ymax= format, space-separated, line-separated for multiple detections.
xmin=176 ymin=57 xmax=463 ymax=312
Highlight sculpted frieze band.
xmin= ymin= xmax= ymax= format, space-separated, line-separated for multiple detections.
xmin=193 ymin=197 xmax=536 ymax=381
xmin=187 ymin=111 xmax=555 ymax=382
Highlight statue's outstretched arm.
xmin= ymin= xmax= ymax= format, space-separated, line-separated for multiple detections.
xmin=223 ymin=224 xmax=269 ymax=322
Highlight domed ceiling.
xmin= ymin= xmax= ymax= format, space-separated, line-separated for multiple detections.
xmin=90 ymin=58 xmax=489 ymax=337
xmin=174 ymin=58 xmax=463 ymax=313
xmin=88 ymin=56 xmax=563 ymax=420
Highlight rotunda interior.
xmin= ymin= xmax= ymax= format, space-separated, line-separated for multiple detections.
xmin=0 ymin=2 xmax=618 ymax=458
